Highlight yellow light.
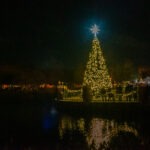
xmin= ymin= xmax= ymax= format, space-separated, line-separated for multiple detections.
xmin=83 ymin=37 xmax=112 ymax=98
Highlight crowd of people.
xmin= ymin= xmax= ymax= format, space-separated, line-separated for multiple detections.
xmin=61 ymin=82 xmax=150 ymax=103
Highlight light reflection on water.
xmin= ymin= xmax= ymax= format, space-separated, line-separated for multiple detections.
xmin=0 ymin=103 xmax=150 ymax=149
xmin=59 ymin=116 xmax=138 ymax=150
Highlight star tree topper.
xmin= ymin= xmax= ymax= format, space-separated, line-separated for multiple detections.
xmin=90 ymin=24 xmax=100 ymax=37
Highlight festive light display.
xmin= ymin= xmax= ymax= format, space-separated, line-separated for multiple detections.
xmin=90 ymin=24 xmax=100 ymax=37
xmin=83 ymin=25 xmax=112 ymax=98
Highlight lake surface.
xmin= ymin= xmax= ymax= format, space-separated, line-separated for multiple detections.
xmin=0 ymin=102 xmax=150 ymax=150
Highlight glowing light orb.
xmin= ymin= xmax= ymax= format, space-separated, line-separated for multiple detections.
xmin=90 ymin=24 xmax=100 ymax=37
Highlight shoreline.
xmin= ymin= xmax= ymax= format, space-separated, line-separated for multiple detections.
xmin=55 ymin=101 xmax=150 ymax=119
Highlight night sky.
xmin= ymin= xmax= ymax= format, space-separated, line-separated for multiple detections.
xmin=0 ymin=0 xmax=150 ymax=70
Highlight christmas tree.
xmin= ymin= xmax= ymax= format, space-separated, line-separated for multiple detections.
xmin=83 ymin=24 xmax=112 ymax=98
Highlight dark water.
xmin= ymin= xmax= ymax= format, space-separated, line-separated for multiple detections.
xmin=0 ymin=102 xmax=150 ymax=150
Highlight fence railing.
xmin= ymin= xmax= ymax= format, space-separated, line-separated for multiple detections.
xmin=60 ymin=87 xmax=139 ymax=102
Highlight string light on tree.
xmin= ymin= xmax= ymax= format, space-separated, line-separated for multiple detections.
xmin=83 ymin=24 xmax=112 ymax=98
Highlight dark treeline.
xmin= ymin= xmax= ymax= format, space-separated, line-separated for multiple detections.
xmin=0 ymin=65 xmax=74 ymax=84
xmin=0 ymin=62 xmax=150 ymax=84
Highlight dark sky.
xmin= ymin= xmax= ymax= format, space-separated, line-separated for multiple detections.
xmin=0 ymin=0 xmax=150 ymax=70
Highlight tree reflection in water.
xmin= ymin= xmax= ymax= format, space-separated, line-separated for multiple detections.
xmin=59 ymin=116 xmax=139 ymax=150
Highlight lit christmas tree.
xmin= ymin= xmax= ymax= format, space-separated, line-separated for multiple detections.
xmin=83 ymin=24 xmax=112 ymax=98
